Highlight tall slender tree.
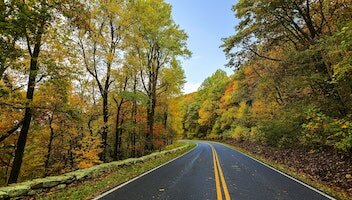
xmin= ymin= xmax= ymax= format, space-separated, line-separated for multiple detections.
xmin=127 ymin=0 xmax=191 ymax=151
xmin=7 ymin=0 xmax=83 ymax=184
xmin=75 ymin=0 xmax=124 ymax=161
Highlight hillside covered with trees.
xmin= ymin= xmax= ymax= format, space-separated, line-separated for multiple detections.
xmin=174 ymin=0 xmax=352 ymax=194
xmin=0 ymin=0 xmax=190 ymax=185
xmin=179 ymin=0 xmax=352 ymax=157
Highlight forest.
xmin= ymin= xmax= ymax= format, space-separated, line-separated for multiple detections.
xmin=171 ymin=0 xmax=352 ymax=193
xmin=176 ymin=0 xmax=352 ymax=158
xmin=0 ymin=0 xmax=190 ymax=185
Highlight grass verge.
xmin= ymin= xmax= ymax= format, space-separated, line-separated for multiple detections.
xmin=36 ymin=142 xmax=196 ymax=200
xmin=216 ymin=141 xmax=350 ymax=200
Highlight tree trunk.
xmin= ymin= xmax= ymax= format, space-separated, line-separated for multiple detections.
xmin=118 ymin=115 xmax=124 ymax=158
xmin=4 ymin=156 xmax=12 ymax=184
xmin=146 ymin=95 xmax=155 ymax=151
xmin=44 ymin=115 xmax=55 ymax=177
xmin=7 ymin=31 xmax=42 ymax=184
xmin=113 ymin=77 xmax=128 ymax=160
xmin=88 ymin=116 xmax=94 ymax=136
xmin=145 ymin=65 xmax=159 ymax=152
xmin=101 ymin=91 xmax=108 ymax=162
xmin=68 ymin=139 xmax=74 ymax=169
xmin=114 ymin=100 xmax=123 ymax=160
xmin=163 ymin=107 xmax=168 ymax=145
xmin=131 ymin=75 xmax=137 ymax=157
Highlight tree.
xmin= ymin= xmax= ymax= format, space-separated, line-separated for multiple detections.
xmin=158 ymin=59 xmax=186 ymax=144
xmin=222 ymin=0 xmax=352 ymax=68
xmin=127 ymin=0 xmax=191 ymax=151
xmin=0 ymin=0 xmax=189 ymax=185
xmin=112 ymin=67 xmax=129 ymax=161
xmin=7 ymin=0 xmax=83 ymax=184
xmin=74 ymin=0 xmax=125 ymax=161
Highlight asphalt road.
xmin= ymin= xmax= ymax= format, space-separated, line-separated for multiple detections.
xmin=97 ymin=142 xmax=334 ymax=200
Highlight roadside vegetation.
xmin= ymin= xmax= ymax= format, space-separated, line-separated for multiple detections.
xmin=171 ymin=0 xmax=352 ymax=198
xmin=0 ymin=0 xmax=190 ymax=186
xmin=219 ymin=141 xmax=351 ymax=200
xmin=35 ymin=142 xmax=195 ymax=200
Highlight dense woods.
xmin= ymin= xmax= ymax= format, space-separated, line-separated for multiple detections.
xmin=178 ymin=0 xmax=352 ymax=153
xmin=1 ymin=0 xmax=352 ymax=194
xmin=0 ymin=0 xmax=189 ymax=185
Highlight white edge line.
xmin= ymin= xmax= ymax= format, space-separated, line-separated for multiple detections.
xmin=212 ymin=141 xmax=336 ymax=200
xmin=93 ymin=143 xmax=198 ymax=200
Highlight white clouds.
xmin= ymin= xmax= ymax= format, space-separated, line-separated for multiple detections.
xmin=183 ymin=82 xmax=200 ymax=94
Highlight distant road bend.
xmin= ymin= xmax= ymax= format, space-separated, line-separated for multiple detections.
xmin=96 ymin=142 xmax=335 ymax=200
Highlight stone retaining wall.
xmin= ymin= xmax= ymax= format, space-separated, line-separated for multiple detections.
xmin=0 ymin=144 xmax=191 ymax=200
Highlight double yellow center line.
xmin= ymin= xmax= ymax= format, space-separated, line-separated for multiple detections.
xmin=210 ymin=144 xmax=231 ymax=200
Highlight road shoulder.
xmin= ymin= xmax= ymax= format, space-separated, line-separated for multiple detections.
xmin=211 ymin=140 xmax=348 ymax=200
xmin=36 ymin=142 xmax=196 ymax=200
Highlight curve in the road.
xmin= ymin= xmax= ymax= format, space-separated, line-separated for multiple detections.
xmin=96 ymin=141 xmax=336 ymax=200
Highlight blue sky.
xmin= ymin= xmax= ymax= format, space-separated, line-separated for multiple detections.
xmin=165 ymin=0 xmax=239 ymax=93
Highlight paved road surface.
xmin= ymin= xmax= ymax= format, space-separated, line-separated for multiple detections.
xmin=97 ymin=142 xmax=334 ymax=200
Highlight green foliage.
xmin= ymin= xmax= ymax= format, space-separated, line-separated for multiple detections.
xmin=302 ymin=106 xmax=352 ymax=151
xmin=180 ymin=70 xmax=230 ymax=138
xmin=320 ymin=22 xmax=352 ymax=82
xmin=230 ymin=126 xmax=250 ymax=141
xmin=259 ymin=113 xmax=303 ymax=148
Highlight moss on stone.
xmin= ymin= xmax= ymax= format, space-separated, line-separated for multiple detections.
xmin=0 ymin=190 xmax=8 ymax=199
xmin=27 ymin=188 xmax=44 ymax=196
xmin=0 ymin=184 xmax=30 ymax=197
xmin=29 ymin=175 xmax=75 ymax=189
xmin=56 ymin=184 xmax=66 ymax=190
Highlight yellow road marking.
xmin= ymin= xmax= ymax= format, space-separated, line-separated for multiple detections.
xmin=214 ymin=147 xmax=231 ymax=200
xmin=212 ymin=146 xmax=223 ymax=200
xmin=210 ymin=144 xmax=231 ymax=200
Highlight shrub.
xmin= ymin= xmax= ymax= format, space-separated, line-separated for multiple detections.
xmin=302 ymin=106 xmax=352 ymax=152
xmin=258 ymin=113 xmax=302 ymax=148
xmin=231 ymin=126 xmax=250 ymax=141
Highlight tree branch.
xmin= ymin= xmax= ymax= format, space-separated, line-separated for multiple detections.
xmin=248 ymin=48 xmax=283 ymax=62
xmin=0 ymin=120 xmax=23 ymax=143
